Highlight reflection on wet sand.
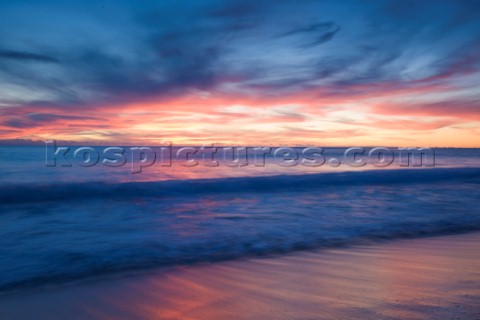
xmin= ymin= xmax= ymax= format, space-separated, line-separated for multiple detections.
xmin=1 ymin=233 xmax=479 ymax=320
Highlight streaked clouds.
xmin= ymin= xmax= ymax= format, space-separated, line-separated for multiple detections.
xmin=0 ymin=0 xmax=479 ymax=146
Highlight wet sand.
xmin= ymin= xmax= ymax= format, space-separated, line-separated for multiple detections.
xmin=1 ymin=232 xmax=479 ymax=320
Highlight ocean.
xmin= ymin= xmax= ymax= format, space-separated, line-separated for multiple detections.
xmin=0 ymin=146 xmax=479 ymax=292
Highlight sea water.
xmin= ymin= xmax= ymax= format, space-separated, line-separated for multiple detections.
xmin=0 ymin=146 xmax=479 ymax=291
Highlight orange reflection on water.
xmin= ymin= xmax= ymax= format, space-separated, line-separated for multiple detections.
xmin=2 ymin=234 xmax=477 ymax=319
xmin=72 ymin=234 xmax=480 ymax=319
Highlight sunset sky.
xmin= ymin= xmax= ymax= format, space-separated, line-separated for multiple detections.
xmin=0 ymin=0 xmax=479 ymax=146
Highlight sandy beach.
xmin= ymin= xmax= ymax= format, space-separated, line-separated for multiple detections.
xmin=0 ymin=232 xmax=479 ymax=320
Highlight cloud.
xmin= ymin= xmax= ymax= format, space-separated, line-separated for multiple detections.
xmin=208 ymin=1 xmax=259 ymax=18
xmin=283 ymin=21 xmax=341 ymax=47
xmin=281 ymin=21 xmax=341 ymax=47
xmin=374 ymin=99 xmax=480 ymax=120
xmin=1 ymin=113 xmax=105 ymax=129
xmin=0 ymin=50 xmax=59 ymax=63
xmin=307 ymin=27 xmax=340 ymax=47
xmin=1 ymin=0 xmax=478 ymax=109
xmin=338 ymin=117 xmax=454 ymax=131
xmin=0 ymin=129 xmax=20 ymax=135
xmin=282 ymin=126 xmax=366 ymax=138
xmin=284 ymin=21 xmax=337 ymax=35
xmin=0 ymin=0 xmax=479 ymax=145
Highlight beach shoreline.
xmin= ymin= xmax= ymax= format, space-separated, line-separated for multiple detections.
xmin=1 ymin=232 xmax=479 ymax=319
